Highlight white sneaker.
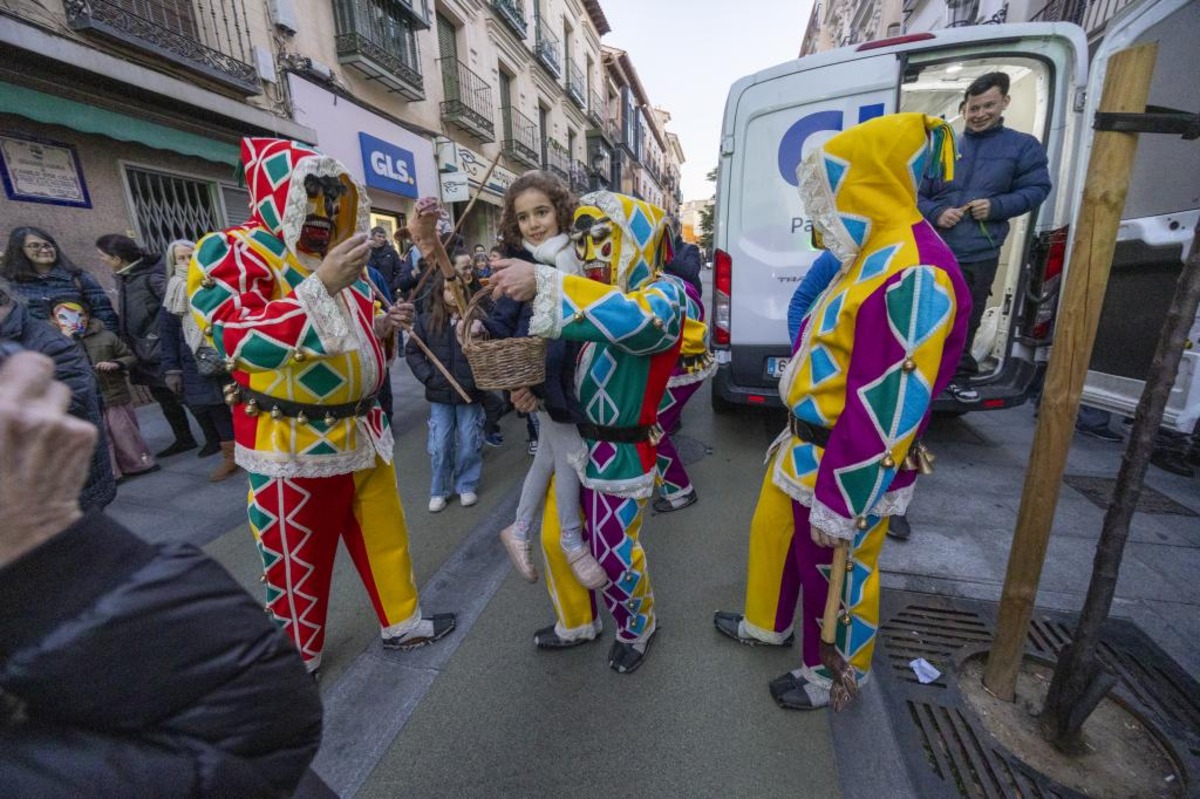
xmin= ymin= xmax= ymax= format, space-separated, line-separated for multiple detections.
xmin=429 ymin=496 xmax=447 ymax=513
xmin=460 ymin=491 xmax=478 ymax=507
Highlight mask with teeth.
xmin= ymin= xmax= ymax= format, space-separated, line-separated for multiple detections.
xmin=572 ymin=207 xmax=617 ymax=285
xmin=298 ymin=174 xmax=349 ymax=256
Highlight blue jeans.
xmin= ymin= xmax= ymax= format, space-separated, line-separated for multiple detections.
xmin=427 ymin=402 xmax=484 ymax=498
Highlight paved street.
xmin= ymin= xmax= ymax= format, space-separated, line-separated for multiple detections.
xmin=109 ymin=340 xmax=1200 ymax=799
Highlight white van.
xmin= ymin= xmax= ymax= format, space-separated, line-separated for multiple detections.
xmin=710 ymin=0 xmax=1199 ymax=433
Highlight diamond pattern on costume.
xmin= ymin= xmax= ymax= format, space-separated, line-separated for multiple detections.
xmin=859 ymin=365 xmax=928 ymax=443
xmin=583 ymin=350 xmax=621 ymax=425
xmin=833 ymin=457 xmax=891 ymax=518
xmin=820 ymin=291 xmax=845 ymax=335
xmin=840 ymin=214 xmax=870 ymax=247
xmin=252 ymin=477 xmax=322 ymax=660
xmin=844 ymin=555 xmax=873 ymax=608
xmin=857 ymin=244 xmax=900 ymax=283
xmin=629 ymin=205 xmax=653 ymax=246
xmin=838 ymin=613 xmax=878 ymax=661
xmin=297 ymin=362 xmax=345 ymax=399
xmin=886 ymin=266 xmax=951 ymax=351
xmin=793 ymin=396 xmax=828 ymax=426
xmin=590 ymin=441 xmax=618 ymax=472
xmin=823 ymin=153 xmax=850 ymax=195
xmin=791 ymin=442 xmax=819 ymax=477
xmin=907 ymin=144 xmax=929 ymax=195
xmin=809 ymin=344 xmax=840 ymax=386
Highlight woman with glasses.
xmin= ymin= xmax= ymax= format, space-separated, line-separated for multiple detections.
xmin=1 ymin=226 xmax=119 ymax=332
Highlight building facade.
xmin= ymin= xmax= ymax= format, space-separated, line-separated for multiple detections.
xmin=1 ymin=0 xmax=686 ymax=282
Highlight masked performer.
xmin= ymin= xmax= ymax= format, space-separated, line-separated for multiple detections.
xmin=489 ymin=192 xmax=685 ymax=674
xmin=714 ymin=114 xmax=970 ymax=708
xmin=189 ymin=138 xmax=454 ymax=673
xmin=652 ymin=254 xmax=715 ymax=513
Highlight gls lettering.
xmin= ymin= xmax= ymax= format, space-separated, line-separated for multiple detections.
xmin=370 ymin=151 xmax=413 ymax=184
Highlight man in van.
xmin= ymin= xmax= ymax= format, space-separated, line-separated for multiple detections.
xmin=919 ymin=72 xmax=1051 ymax=403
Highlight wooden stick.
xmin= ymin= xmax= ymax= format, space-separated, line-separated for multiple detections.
xmin=453 ymin=149 xmax=504 ymax=237
xmin=365 ymin=273 xmax=473 ymax=404
xmin=983 ymin=42 xmax=1159 ymax=702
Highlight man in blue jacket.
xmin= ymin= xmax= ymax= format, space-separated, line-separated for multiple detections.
xmin=919 ymin=72 xmax=1051 ymax=402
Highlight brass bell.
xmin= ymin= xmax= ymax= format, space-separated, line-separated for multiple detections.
xmin=881 ymin=453 xmax=896 ymax=469
xmin=652 ymin=317 xmax=665 ymax=330
xmin=223 ymin=383 xmax=241 ymax=405
xmin=856 ymin=516 xmax=869 ymax=530
xmin=270 ymin=405 xmax=283 ymax=420
xmin=245 ymin=399 xmax=260 ymax=416
xmin=840 ymin=611 xmax=853 ymax=626
xmin=293 ymin=349 xmax=306 ymax=362
xmin=296 ymin=410 xmax=308 ymax=425
xmin=648 ymin=424 xmax=664 ymax=447
xmin=203 ymin=325 xmax=213 ymax=337
xmin=902 ymin=358 xmax=916 ymax=372
xmin=916 ymin=442 xmax=936 ymax=476
xmin=201 ymin=277 xmax=215 ymax=289
xmin=324 ymin=412 xmax=336 ymax=426
xmin=573 ymin=311 xmax=585 ymax=323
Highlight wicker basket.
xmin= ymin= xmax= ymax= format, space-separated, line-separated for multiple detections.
xmin=460 ymin=290 xmax=546 ymax=390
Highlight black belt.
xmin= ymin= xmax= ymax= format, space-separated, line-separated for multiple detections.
xmin=577 ymin=422 xmax=663 ymax=444
xmin=680 ymin=352 xmax=712 ymax=369
xmin=788 ymin=415 xmax=832 ymax=448
xmin=230 ymin=385 xmax=378 ymax=421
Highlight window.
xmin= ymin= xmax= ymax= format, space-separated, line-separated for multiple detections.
xmin=122 ymin=165 xmax=238 ymax=253
xmin=538 ymin=104 xmax=550 ymax=166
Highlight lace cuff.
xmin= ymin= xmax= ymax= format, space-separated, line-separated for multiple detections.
xmin=295 ymin=274 xmax=354 ymax=354
xmin=529 ymin=264 xmax=565 ymax=339
xmin=810 ymin=498 xmax=858 ymax=542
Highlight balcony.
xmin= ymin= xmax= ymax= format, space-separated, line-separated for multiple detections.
xmin=566 ymin=60 xmax=586 ymax=110
xmin=334 ymin=0 xmax=425 ymax=100
xmin=587 ymin=144 xmax=612 ymax=190
xmin=492 ymin=0 xmax=528 ymax=38
xmin=1030 ymin=0 xmax=1087 ymax=24
xmin=395 ymin=0 xmax=432 ymax=29
xmin=587 ymin=89 xmax=606 ymax=127
xmin=501 ymin=106 xmax=540 ymax=169
xmin=63 ymin=0 xmax=259 ymax=95
xmin=569 ymin=159 xmax=590 ymax=194
xmin=440 ymin=59 xmax=495 ymax=142
xmin=545 ymin=138 xmax=570 ymax=180
xmin=534 ymin=15 xmax=561 ymax=78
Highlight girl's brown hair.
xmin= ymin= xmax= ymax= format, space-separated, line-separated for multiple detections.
xmin=427 ymin=270 xmax=453 ymax=335
xmin=498 ymin=170 xmax=577 ymax=249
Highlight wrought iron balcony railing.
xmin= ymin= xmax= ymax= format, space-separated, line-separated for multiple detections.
xmin=545 ymin=138 xmax=570 ymax=179
xmin=566 ymin=60 xmax=586 ymax=109
xmin=1030 ymin=0 xmax=1088 ymax=24
xmin=587 ymin=144 xmax=612 ymax=189
xmin=534 ymin=15 xmax=561 ymax=78
xmin=570 ymin=159 xmax=590 ymax=194
xmin=1082 ymin=0 xmax=1133 ymax=33
xmin=440 ymin=59 xmax=495 ymax=142
xmin=395 ymin=0 xmax=432 ymax=29
xmin=64 ymin=0 xmax=258 ymax=95
xmin=501 ymin=106 xmax=540 ymax=168
xmin=492 ymin=0 xmax=528 ymax=38
xmin=334 ymin=0 xmax=425 ymax=100
xmin=587 ymin=88 xmax=606 ymax=127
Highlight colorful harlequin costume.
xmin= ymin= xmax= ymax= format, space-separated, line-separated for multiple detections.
xmin=654 ymin=278 xmax=715 ymax=509
xmin=188 ymin=138 xmax=441 ymax=671
xmin=721 ymin=114 xmax=971 ymax=705
xmin=529 ymin=192 xmax=685 ymax=671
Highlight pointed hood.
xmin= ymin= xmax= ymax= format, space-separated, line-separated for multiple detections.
xmin=573 ymin=191 xmax=672 ymax=292
xmin=796 ymin=113 xmax=956 ymax=265
xmin=240 ymin=137 xmax=371 ymax=256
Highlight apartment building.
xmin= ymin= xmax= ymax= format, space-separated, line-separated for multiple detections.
xmin=1 ymin=0 xmax=686 ymax=272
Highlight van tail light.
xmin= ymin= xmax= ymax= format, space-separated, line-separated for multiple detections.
xmin=1030 ymin=226 xmax=1069 ymax=340
xmin=713 ymin=249 xmax=732 ymax=346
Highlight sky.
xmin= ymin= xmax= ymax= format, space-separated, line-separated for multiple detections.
xmin=598 ymin=0 xmax=815 ymax=203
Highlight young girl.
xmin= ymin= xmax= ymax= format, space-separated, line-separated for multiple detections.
xmin=52 ymin=300 xmax=158 ymax=482
xmin=486 ymin=171 xmax=605 ymax=590
xmin=405 ymin=268 xmax=485 ymax=512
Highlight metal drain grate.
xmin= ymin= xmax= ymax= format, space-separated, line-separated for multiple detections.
xmin=875 ymin=591 xmax=1200 ymax=798
xmin=1062 ymin=474 xmax=1198 ymax=516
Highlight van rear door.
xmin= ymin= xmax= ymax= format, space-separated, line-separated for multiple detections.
xmin=712 ymin=26 xmax=1086 ymax=413
xmin=1076 ymin=0 xmax=1200 ymax=432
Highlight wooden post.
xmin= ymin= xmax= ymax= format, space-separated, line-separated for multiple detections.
xmin=983 ymin=42 xmax=1159 ymax=701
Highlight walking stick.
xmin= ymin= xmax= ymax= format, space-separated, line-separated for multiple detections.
xmin=452 ymin=150 xmax=503 ymax=237
xmin=364 ymin=273 xmax=473 ymax=404
xmin=820 ymin=544 xmax=858 ymax=712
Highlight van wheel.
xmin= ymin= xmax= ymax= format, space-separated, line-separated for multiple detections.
xmin=711 ymin=390 xmax=736 ymax=414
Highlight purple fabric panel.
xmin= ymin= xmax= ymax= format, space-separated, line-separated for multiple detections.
xmin=791 ymin=501 xmax=834 ymax=669
xmin=812 ymin=284 xmax=909 ymax=519
xmin=584 ymin=487 xmax=653 ymax=643
xmin=774 ymin=505 xmax=804 ymax=634
xmin=656 ymin=380 xmax=702 ymax=494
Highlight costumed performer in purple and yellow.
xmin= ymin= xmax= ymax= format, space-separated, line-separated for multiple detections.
xmin=713 ymin=113 xmax=971 ymax=708
xmin=188 ymin=138 xmax=455 ymax=674
xmin=488 ymin=191 xmax=685 ymax=675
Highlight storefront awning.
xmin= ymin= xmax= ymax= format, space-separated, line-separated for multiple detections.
xmin=0 ymin=81 xmax=240 ymax=167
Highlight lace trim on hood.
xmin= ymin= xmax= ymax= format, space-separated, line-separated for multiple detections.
xmin=797 ymin=148 xmax=859 ymax=267
xmin=280 ymin=156 xmax=372 ymax=257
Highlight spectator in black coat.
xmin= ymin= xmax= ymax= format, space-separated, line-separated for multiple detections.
xmin=368 ymin=226 xmax=404 ymax=294
xmin=666 ymin=231 xmax=703 ymax=295
xmin=0 ymin=349 xmax=323 ymax=798
xmin=0 ymin=278 xmax=115 ymax=511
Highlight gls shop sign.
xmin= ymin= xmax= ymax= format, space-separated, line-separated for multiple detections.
xmin=359 ymin=132 xmax=418 ymax=199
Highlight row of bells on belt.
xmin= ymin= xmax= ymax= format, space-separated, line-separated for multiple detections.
xmin=223 ymin=383 xmax=334 ymax=426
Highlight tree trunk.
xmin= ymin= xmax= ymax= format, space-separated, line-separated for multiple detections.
xmin=1041 ymin=217 xmax=1200 ymax=751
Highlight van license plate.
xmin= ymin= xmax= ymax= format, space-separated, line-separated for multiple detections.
xmin=766 ymin=357 xmax=789 ymax=378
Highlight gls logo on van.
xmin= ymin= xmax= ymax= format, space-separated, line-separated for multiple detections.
xmin=359 ymin=132 xmax=419 ymax=199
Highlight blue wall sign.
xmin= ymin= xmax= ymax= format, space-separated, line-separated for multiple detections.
xmin=359 ymin=132 xmax=418 ymax=198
